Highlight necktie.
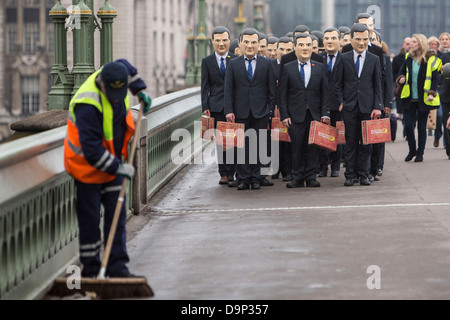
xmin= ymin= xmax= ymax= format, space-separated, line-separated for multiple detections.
xmin=328 ymin=55 xmax=334 ymax=74
xmin=355 ymin=54 xmax=361 ymax=77
xmin=300 ymin=62 xmax=306 ymax=84
xmin=246 ymin=58 xmax=255 ymax=81
xmin=220 ymin=57 xmax=226 ymax=77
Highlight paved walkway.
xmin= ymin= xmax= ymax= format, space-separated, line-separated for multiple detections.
xmin=126 ymin=125 xmax=450 ymax=300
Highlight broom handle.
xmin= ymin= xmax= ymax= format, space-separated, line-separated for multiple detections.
xmin=98 ymin=100 xmax=145 ymax=279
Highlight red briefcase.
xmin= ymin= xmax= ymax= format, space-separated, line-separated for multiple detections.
xmin=216 ymin=121 xmax=245 ymax=150
xmin=336 ymin=121 xmax=346 ymax=145
xmin=362 ymin=118 xmax=391 ymax=145
xmin=274 ymin=107 xmax=281 ymax=119
xmin=201 ymin=115 xmax=215 ymax=141
xmin=308 ymin=121 xmax=338 ymax=152
xmin=271 ymin=118 xmax=291 ymax=142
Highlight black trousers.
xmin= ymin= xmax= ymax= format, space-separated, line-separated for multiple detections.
xmin=342 ymin=107 xmax=372 ymax=180
xmin=278 ymin=141 xmax=292 ymax=177
xmin=289 ymin=110 xmax=319 ymax=182
xmin=235 ymin=112 xmax=270 ymax=184
xmin=319 ymin=110 xmax=342 ymax=173
xmin=211 ymin=112 xmax=236 ymax=178
xmin=403 ymin=101 xmax=429 ymax=156
xmin=75 ymin=177 xmax=130 ymax=278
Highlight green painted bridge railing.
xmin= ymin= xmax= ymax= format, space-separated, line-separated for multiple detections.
xmin=0 ymin=86 xmax=202 ymax=299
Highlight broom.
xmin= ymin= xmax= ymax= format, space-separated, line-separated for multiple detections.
xmin=49 ymin=100 xmax=154 ymax=299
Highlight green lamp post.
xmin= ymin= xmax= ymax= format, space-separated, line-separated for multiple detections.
xmin=195 ymin=0 xmax=208 ymax=84
xmin=71 ymin=0 xmax=96 ymax=95
xmin=185 ymin=28 xmax=197 ymax=85
xmin=48 ymin=0 xmax=74 ymax=110
xmin=97 ymin=0 xmax=117 ymax=66
xmin=253 ymin=1 xmax=264 ymax=32
xmin=234 ymin=0 xmax=246 ymax=36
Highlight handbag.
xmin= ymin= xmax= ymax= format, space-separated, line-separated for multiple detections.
xmin=394 ymin=82 xmax=404 ymax=98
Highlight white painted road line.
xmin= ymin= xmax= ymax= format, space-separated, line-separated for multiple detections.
xmin=152 ymin=203 xmax=450 ymax=214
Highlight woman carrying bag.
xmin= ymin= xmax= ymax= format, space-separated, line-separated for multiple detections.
xmin=396 ymin=34 xmax=441 ymax=162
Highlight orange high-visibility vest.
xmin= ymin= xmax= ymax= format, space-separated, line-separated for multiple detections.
xmin=64 ymin=69 xmax=135 ymax=184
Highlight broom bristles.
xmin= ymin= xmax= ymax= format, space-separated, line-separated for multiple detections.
xmin=48 ymin=277 xmax=154 ymax=300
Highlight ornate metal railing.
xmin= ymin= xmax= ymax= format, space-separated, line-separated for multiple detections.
xmin=0 ymin=87 xmax=201 ymax=299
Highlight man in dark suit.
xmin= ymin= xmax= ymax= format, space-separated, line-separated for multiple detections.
xmin=224 ymin=28 xmax=276 ymax=190
xmin=270 ymin=37 xmax=294 ymax=181
xmin=201 ymin=26 xmax=237 ymax=185
xmin=318 ymin=28 xmax=343 ymax=178
xmin=271 ymin=37 xmax=294 ymax=80
xmin=266 ymin=37 xmax=279 ymax=59
xmin=279 ymin=25 xmax=324 ymax=85
xmin=335 ymin=23 xmax=383 ymax=186
xmin=258 ymin=33 xmax=268 ymax=57
xmin=279 ymin=33 xmax=330 ymax=188
xmin=342 ymin=13 xmax=385 ymax=74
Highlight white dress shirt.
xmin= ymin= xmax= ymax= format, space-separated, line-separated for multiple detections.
xmin=353 ymin=49 xmax=367 ymax=78
xmin=298 ymin=59 xmax=311 ymax=87
xmin=244 ymin=55 xmax=257 ymax=78
xmin=215 ymin=52 xmax=229 ymax=69
xmin=327 ymin=51 xmax=338 ymax=71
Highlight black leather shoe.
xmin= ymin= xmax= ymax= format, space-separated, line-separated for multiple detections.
xmin=414 ymin=154 xmax=423 ymax=162
xmin=318 ymin=171 xmax=327 ymax=178
xmin=271 ymin=173 xmax=280 ymax=179
xmin=344 ymin=179 xmax=355 ymax=186
xmin=331 ymin=170 xmax=339 ymax=177
xmin=368 ymin=174 xmax=379 ymax=182
xmin=283 ymin=174 xmax=292 ymax=182
xmin=251 ymin=183 xmax=261 ymax=190
xmin=237 ymin=183 xmax=250 ymax=190
xmin=405 ymin=151 xmax=417 ymax=162
xmin=306 ymin=180 xmax=321 ymax=188
xmin=227 ymin=176 xmax=235 ymax=182
xmin=286 ymin=180 xmax=304 ymax=188
xmin=260 ymin=178 xmax=274 ymax=186
xmin=360 ymin=177 xmax=371 ymax=186
xmin=376 ymin=169 xmax=383 ymax=176
xmin=228 ymin=180 xmax=240 ymax=188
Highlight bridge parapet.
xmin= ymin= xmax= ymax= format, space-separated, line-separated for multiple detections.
xmin=0 ymin=86 xmax=201 ymax=299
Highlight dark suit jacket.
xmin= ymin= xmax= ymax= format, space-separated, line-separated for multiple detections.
xmin=342 ymin=42 xmax=385 ymax=78
xmin=335 ymin=50 xmax=383 ymax=114
xmin=224 ymin=55 xmax=276 ymax=119
xmin=440 ymin=52 xmax=450 ymax=104
xmin=279 ymin=51 xmax=323 ymax=80
xmin=271 ymin=59 xmax=280 ymax=83
xmin=278 ymin=59 xmax=330 ymax=123
xmin=320 ymin=51 xmax=342 ymax=111
xmin=201 ymin=52 xmax=237 ymax=113
xmin=398 ymin=56 xmax=439 ymax=112
xmin=392 ymin=52 xmax=405 ymax=83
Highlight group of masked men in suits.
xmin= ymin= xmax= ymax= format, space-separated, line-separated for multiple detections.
xmin=201 ymin=13 xmax=393 ymax=191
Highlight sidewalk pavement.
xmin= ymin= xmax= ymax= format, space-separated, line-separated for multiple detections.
xmin=126 ymin=125 xmax=450 ymax=300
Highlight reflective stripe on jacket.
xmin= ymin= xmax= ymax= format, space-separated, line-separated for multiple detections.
xmin=64 ymin=69 xmax=135 ymax=184
xmin=401 ymin=54 xmax=441 ymax=107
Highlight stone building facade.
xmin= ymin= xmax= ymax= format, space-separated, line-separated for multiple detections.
xmin=0 ymin=0 xmax=270 ymax=142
